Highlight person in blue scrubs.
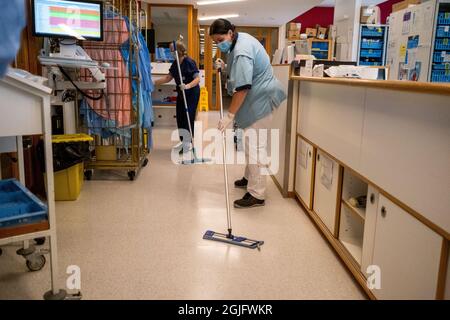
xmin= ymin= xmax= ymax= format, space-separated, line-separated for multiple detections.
xmin=0 ymin=0 xmax=26 ymax=77
xmin=154 ymin=40 xmax=200 ymax=153
xmin=210 ymin=19 xmax=287 ymax=208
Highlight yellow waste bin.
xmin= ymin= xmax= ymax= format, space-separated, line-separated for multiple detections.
xmin=45 ymin=134 xmax=93 ymax=201
xmin=51 ymin=162 xmax=84 ymax=201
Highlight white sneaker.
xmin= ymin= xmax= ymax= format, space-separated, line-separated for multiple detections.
xmin=173 ymin=142 xmax=183 ymax=151
xmin=179 ymin=143 xmax=193 ymax=154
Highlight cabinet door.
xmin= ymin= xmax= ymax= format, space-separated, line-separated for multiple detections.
xmin=295 ymin=137 xmax=314 ymax=209
xmin=313 ymin=150 xmax=340 ymax=234
xmin=361 ymin=186 xmax=379 ymax=275
xmin=153 ymin=107 xmax=177 ymax=127
xmin=372 ymin=195 xmax=442 ymax=300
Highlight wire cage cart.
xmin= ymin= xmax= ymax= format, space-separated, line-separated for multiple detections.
xmin=79 ymin=0 xmax=152 ymax=181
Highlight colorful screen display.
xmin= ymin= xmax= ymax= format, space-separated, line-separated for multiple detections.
xmin=33 ymin=0 xmax=102 ymax=40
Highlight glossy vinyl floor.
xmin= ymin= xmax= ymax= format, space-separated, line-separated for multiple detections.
xmin=0 ymin=112 xmax=366 ymax=300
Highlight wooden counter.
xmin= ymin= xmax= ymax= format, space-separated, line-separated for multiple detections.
xmin=282 ymin=74 xmax=450 ymax=299
xmin=291 ymin=75 xmax=450 ymax=96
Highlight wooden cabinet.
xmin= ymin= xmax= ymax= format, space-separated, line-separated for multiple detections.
xmin=372 ymin=195 xmax=442 ymax=300
xmin=445 ymin=246 xmax=450 ymax=300
xmin=308 ymin=39 xmax=333 ymax=60
xmin=339 ymin=169 xmax=368 ymax=265
xmin=313 ymin=150 xmax=340 ymax=235
xmin=153 ymin=106 xmax=177 ymax=127
xmin=152 ymin=63 xmax=177 ymax=128
xmin=294 ymin=137 xmax=314 ymax=209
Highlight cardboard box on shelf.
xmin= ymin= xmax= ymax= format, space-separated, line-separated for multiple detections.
xmin=392 ymin=0 xmax=421 ymax=12
xmin=317 ymin=27 xmax=328 ymax=39
xmin=360 ymin=5 xmax=381 ymax=24
xmin=288 ymin=22 xmax=299 ymax=31
xmin=288 ymin=30 xmax=301 ymax=40
xmin=306 ymin=28 xmax=317 ymax=38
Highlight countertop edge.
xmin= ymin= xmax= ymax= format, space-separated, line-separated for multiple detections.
xmin=290 ymin=76 xmax=450 ymax=95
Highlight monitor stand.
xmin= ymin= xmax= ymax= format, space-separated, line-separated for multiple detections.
xmin=59 ymin=40 xmax=77 ymax=58
xmin=39 ymin=38 xmax=105 ymax=83
xmin=49 ymin=40 xmax=90 ymax=61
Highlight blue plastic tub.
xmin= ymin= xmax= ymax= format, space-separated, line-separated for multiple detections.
xmin=437 ymin=26 xmax=450 ymax=38
xmin=431 ymin=70 xmax=450 ymax=82
xmin=312 ymin=51 xmax=329 ymax=60
xmin=311 ymin=42 xmax=329 ymax=51
xmin=434 ymin=52 xmax=445 ymax=63
xmin=360 ymin=49 xmax=382 ymax=58
xmin=0 ymin=179 xmax=48 ymax=229
xmin=361 ymin=40 xmax=382 ymax=49
xmin=361 ymin=28 xmax=384 ymax=37
xmin=360 ymin=61 xmax=381 ymax=66
xmin=435 ymin=38 xmax=450 ymax=50
xmin=433 ymin=63 xmax=450 ymax=70
xmin=438 ymin=12 xmax=450 ymax=25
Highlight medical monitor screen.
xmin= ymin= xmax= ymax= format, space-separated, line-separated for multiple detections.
xmin=32 ymin=0 xmax=103 ymax=41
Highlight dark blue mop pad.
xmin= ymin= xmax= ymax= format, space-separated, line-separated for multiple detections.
xmin=203 ymin=230 xmax=264 ymax=249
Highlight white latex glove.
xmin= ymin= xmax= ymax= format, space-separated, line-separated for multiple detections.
xmin=218 ymin=112 xmax=235 ymax=132
xmin=215 ymin=58 xmax=225 ymax=71
xmin=179 ymin=83 xmax=190 ymax=91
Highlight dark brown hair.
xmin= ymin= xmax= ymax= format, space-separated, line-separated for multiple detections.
xmin=209 ymin=19 xmax=236 ymax=36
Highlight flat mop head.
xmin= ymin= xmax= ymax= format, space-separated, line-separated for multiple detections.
xmin=180 ymin=158 xmax=212 ymax=165
xmin=203 ymin=230 xmax=264 ymax=249
xmin=178 ymin=147 xmax=212 ymax=165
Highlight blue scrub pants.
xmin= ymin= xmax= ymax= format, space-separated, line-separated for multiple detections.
xmin=176 ymin=86 xmax=200 ymax=144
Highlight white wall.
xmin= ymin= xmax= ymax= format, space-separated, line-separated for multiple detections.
xmin=334 ymin=0 xmax=362 ymax=61
xmin=278 ymin=24 xmax=286 ymax=54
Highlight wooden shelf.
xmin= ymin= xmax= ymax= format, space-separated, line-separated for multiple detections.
xmin=340 ymin=237 xmax=363 ymax=266
xmin=342 ymin=199 xmax=366 ymax=221
xmin=153 ymin=103 xmax=176 ymax=108
xmin=297 ymin=200 xmax=376 ymax=299
xmin=0 ymin=221 xmax=50 ymax=240
xmin=154 ymin=83 xmax=176 ymax=86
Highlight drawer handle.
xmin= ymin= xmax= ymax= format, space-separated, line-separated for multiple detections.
xmin=381 ymin=206 xmax=387 ymax=218
xmin=317 ymin=154 xmax=320 ymax=161
xmin=370 ymin=193 xmax=375 ymax=204
xmin=309 ymin=150 xmax=312 ymax=157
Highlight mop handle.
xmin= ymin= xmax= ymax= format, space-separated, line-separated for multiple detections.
xmin=173 ymin=41 xmax=195 ymax=140
xmin=218 ymin=68 xmax=233 ymax=236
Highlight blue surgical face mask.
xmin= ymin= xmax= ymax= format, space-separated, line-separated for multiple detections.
xmin=218 ymin=40 xmax=232 ymax=53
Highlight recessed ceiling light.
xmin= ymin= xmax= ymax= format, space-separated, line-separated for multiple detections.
xmin=197 ymin=0 xmax=245 ymax=6
xmin=198 ymin=14 xmax=239 ymax=21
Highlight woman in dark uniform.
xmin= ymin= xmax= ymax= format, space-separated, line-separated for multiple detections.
xmin=154 ymin=40 xmax=200 ymax=153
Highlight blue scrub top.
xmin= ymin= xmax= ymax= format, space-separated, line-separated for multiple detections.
xmin=169 ymin=56 xmax=200 ymax=92
xmin=0 ymin=0 xmax=26 ymax=77
xmin=226 ymin=32 xmax=287 ymax=129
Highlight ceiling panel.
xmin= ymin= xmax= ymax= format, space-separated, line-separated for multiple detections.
xmin=143 ymin=0 xmax=323 ymax=26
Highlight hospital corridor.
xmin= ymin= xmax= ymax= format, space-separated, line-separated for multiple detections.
xmin=1 ymin=0 xmax=449 ymax=309
xmin=0 ymin=113 xmax=365 ymax=300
